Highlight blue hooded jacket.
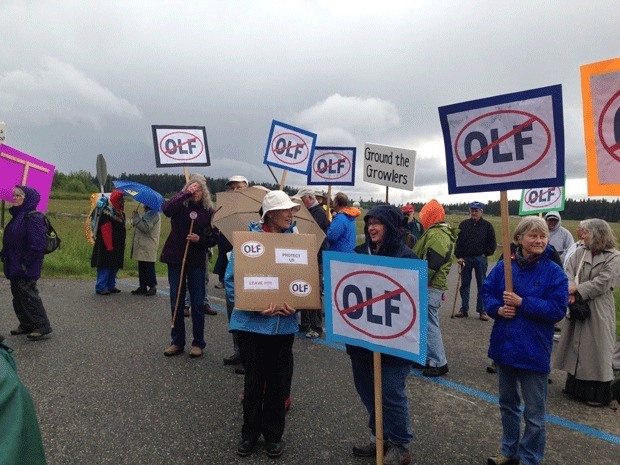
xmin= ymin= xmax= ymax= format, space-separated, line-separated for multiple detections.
xmin=482 ymin=244 xmax=568 ymax=373
xmin=226 ymin=221 xmax=300 ymax=336
xmin=1 ymin=186 xmax=46 ymax=280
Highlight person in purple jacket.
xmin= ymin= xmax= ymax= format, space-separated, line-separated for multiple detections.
xmin=160 ymin=174 xmax=218 ymax=359
xmin=1 ymin=186 xmax=53 ymax=340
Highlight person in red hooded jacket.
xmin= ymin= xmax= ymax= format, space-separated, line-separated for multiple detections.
xmin=91 ymin=190 xmax=126 ymax=295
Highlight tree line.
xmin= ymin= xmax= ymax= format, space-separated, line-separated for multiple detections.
xmin=51 ymin=171 xmax=619 ymax=222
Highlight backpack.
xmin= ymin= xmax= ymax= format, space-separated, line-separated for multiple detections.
xmin=27 ymin=211 xmax=61 ymax=254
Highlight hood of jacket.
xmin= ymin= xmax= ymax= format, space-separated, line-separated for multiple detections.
xmin=337 ymin=206 xmax=361 ymax=219
xmin=362 ymin=205 xmax=404 ymax=252
xmin=419 ymin=199 xmax=445 ymax=231
xmin=10 ymin=185 xmax=40 ymax=215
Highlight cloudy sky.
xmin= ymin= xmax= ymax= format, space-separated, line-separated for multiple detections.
xmin=1 ymin=0 xmax=618 ymax=205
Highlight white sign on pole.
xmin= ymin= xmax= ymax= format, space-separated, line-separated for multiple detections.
xmin=308 ymin=146 xmax=356 ymax=186
xmin=518 ymin=184 xmax=565 ymax=215
xmin=151 ymin=125 xmax=210 ymax=167
xmin=363 ymin=143 xmax=416 ymax=191
xmin=0 ymin=122 xmax=6 ymax=144
xmin=323 ymin=251 xmax=428 ymax=363
xmin=263 ymin=120 xmax=317 ymax=175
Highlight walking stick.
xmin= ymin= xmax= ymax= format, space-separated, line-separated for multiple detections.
xmin=450 ymin=261 xmax=465 ymax=319
xmin=171 ymin=211 xmax=197 ymax=328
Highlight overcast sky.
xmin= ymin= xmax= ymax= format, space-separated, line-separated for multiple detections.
xmin=1 ymin=0 xmax=618 ymax=205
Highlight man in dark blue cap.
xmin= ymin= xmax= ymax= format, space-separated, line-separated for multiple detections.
xmin=454 ymin=201 xmax=497 ymax=320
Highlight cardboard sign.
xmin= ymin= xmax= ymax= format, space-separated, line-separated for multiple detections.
xmin=363 ymin=143 xmax=416 ymax=191
xmin=438 ymin=85 xmax=565 ymax=194
xmin=263 ymin=120 xmax=317 ymax=175
xmin=323 ymin=251 xmax=428 ymax=363
xmin=0 ymin=144 xmax=55 ymax=212
xmin=151 ymin=125 xmax=210 ymax=167
xmin=581 ymin=58 xmax=620 ymax=196
xmin=307 ymin=146 xmax=356 ymax=186
xmin=232 ymin=231 xmax=321 ymax=310
xmin=519 ymin=183 xmax=565 ymax=215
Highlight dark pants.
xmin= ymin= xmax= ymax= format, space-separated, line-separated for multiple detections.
xmin=10 ymin=278 xmax=52 ymax=334
xmin=167 ymin=264 xmax=206 ymax=349
xmin=237 ymin=331 xmax=295 ymax=443
xmin=138 ymin=261 xmax=157 ymax=288
xmin=459 ymin=255 xmax=488 ymax=314
xmin=299 ymin=309 xmax=323 ymax=333
xmin=226 ymin=294 xmax=239 ymax=354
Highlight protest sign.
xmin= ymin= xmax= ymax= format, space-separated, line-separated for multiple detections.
xmin=363 ymin=143 xmax=416 ymax=191
xmin=438 ymin=85 xmax=564 ymax=194
xmin=519 ymin=184 xmax=565 ymax=215
xmin=151 ymin=125 xmax=210 ymax=167
xmin=308 ymin=146 xmax=356 ymax=186
xmin=323 ymin=251 xmax=428 ymax=364
xmin=581 ymin=58 xmax=620 ymax=196
xmin=263 ymin=120 xmax=317 ymax=175
xmin=0 ymin=144 xmax=55 ymax=212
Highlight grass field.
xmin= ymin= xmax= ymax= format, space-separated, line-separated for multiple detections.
xmin=1 ymin=198 xmax=619 ymax=336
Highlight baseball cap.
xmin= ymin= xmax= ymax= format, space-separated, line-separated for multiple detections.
xmin=260 ymin=191 xmax=301 ymax=222
xmin=401 ymin=204 xmax=414 ymax=214
xmin=226 ymin=175 xmax=248 ymax=186
xmin=544 ymin=211 xmax=560 ymax=221
xmin=292 ymin=187 xmax=315 ymax=199
xmin=469 ymin=201 xmax=484 ymax=210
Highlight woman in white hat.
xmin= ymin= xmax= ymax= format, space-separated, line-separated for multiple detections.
xmin=225 ymin=190 xmax=300 ymax=459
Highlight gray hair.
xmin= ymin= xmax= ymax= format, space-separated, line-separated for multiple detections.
xmin=512 ymin=216 xmax=549 ymax=245
xmin=183 ymin=173 xmax=213 ymax=210
xmin=579 ymin=218 xmax=617 ymax=254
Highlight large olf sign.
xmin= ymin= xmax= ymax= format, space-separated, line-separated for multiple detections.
xmin=438 ymin=85 xmax=565 ymax=194
xmin=263 ymin=120 xmax=317 ymax=175
xmin=323 ymin=251 xmax=428 ymax=363
xmin=307 ymin=146 xmax=356 ymax=186
xmin=519 ymin=183 xmax=565 ymax=215
xmin=581 ymin=58 xmax=620 ymax=196
xmin=152 ymin=125 xmax=210 ymax=167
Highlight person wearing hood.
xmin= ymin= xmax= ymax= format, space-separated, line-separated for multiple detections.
xmin=326 ymin=192 xmax=361 ymax=253
xmin=225 ymin=190 xmax=300 ymax=459
xmin=543 ymin=211 xmax=574 ymax=263
xmin=91 ymin=189 xmax=126 ymax=296
xmin=413 ymin=200 xmax=457 ymax=377
xmin=348 ymin=205 xmax=417 ymax=465
xmin=0 ymin=186 xmax=53 ymax=340
xmin=482 ymin=216 xmax=567 ymax=465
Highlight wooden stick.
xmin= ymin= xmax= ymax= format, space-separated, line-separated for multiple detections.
xmin=279 ymin=169 xmax=288 ymax=190
xmin=171 ymin=218 xmax=195 ymax=327
xmin=183 ymin=167 xmax=190 ymax=184
xmin=373 ymin=351 xmax=384 ymax=465
xmin=450 ymin=264 xmax=463 ymax=318
xmin=326 ymin=185 xmax=333 ymax=222
xmin=385 ymin=186 xmax=389 ymax=204
xmin=500 ymin=191 xmax=513 ymax=292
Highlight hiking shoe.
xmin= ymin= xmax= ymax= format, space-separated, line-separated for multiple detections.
xmin=164 ymin=345 xmax=183 ymax=356
xmin=265 ymin=441 xmax=283 ymax=458
xmin=144 ymin=286 xmax=157 ymax=296
xmin=10 ymin=327 xmax=31 ymax=335
xmin=384 ymin=442 xmax=411 ymax=465
xmin=131 ymin=287 xmax=147 ymax=295
xmin=305 ymin=330 xmax=320 ymax=339
xmin=223 ymin=353 xmax=242 ymax=365
xmin=352 ymin=441 xmax=376 ymax=457
xmin=204 ymin=304 xmax=218 ymax=316
xmin=454 ymin=311 xmax=468 ymax=318
xmin=236 ymin=438 xmax=258 ymax=457
xmin=189 ymin=347 xmax=203 ymax=358
xmin=235 ymin=366 xmax=246 ymax=375
xmin=487 ymin=453 xmax=519 ymax=465
xmin=27 ymin=331 xmax=50 ymax=341
xmin=423 ymin=364 xmax=449 ymax=377
xmin=109 ymin=287 xmax=121 ymax=293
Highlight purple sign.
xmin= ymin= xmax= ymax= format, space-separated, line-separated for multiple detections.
xmin=0 ymin=144 xmax=55 ymax=212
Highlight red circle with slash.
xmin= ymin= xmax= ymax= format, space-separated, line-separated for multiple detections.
xmin=313 ymin=151 xmax=352 ymax=180
xmin=271 ymin=132 xmax=309 ymax=165
xmin=159 ymin=131 xmax=204 ymax=161
xmin=598 ymin=89 xmax=620 ymax=163
xmin=523 ymin=187 xmax=562 ymax=208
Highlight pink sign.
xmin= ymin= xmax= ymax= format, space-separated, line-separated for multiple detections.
xmin=0 ymin=144 xmax=55 ymax=212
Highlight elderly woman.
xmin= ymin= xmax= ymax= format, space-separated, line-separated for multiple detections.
xmin=226 ymin=190 xmax=300 ymax=459
xmin=1 ymin=186 xmax=53 ymax=340
xmin=553 ymin=219 xmax=620 ymax=407
xmin=482 ymin=216 xmax=568 ymax=465
xmin=160 ymin=174 xmax=217 ymax=359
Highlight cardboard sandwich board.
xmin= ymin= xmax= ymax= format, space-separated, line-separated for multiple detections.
xmin=233 ymin=231 xmax=321 ymax=311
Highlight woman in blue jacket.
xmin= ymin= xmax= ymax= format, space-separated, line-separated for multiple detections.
xmin=226 ymin=190 xmax=301 ymax=459
xmin=482 ymin=216 xmax=567 ymax=465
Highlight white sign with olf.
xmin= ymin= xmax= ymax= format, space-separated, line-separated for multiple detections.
xmin=263 ymin=120 xmax=317 ymax=175
xmin=152 ymin=125 xmax=210 ymax=167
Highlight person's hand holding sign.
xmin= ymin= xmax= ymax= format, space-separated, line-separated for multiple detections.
xmin=260 ymin=302 xmax=296 ymax=317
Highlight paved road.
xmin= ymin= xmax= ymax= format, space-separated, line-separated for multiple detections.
xmin=1 ymin=265 xmax=618 ymax=465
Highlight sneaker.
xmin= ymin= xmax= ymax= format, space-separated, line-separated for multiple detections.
xmin=487 ymin=453 xmax=519 ymax=465
xmin=454 ymin=311 xmax=468 ymax=318
xmin=204 ymin=304 xmax=218 ymax=316
xmin=131 ymin=287 xmax=147 ymax=295
xmin=96 ymin=290 xmax=111 ymax=295
xmin=553 ymin=334 xmax=560 ymax=342
xmin=144 ymin=286 xmax=157 ymax=296
xmin=422 ymin=364 xmax=449 ymax=377
xmin=164 ymin=344 xmax=183 ymax=357
xmin=352 ymin=441 xmax=376 ymax=457
xmin=234 ymin=366 xmax=246 ymax=375
xmin=10 ymin=326 xmax=31 ymax=335
xmin=265 ymin=441 xmax=283 ymax=458
xmin=214 ymin=282 xmax=224 ymax=289
xmin=189 ymin=346 xmax=202 ymax=358
xmin=384 ymin=442 xmax=411 ymax=465
xmin=236 ymin=438 xmax=258 ymax=457
xmin=27 ymin=331 xmax=50 ymax=341
xmin=109 ymin=287 xmax=121 ymax=294
xmin=305 ymin=330 xmax=320 ymax=339
xmin=223 ymin=353 xmax=242 ymax=365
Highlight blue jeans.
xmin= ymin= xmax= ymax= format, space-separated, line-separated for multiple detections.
xmin=96 ymin=267 xmax=118 ymax=292
xmin=459 ymin=255 xmax=488 ymax=314
xmin=168 ymin=264 xmax=206 ymax=349
xmin=496 ymin=363 xmax=548 ymax=465
xmin=350 ymin=353 xmax=412 ymax=446
xmin=427 ymin=287 xmax=447 ymax=367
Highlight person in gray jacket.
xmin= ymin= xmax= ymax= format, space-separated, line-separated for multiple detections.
xmin=544 ymin=211 xmax=574 ymax=263
xmin=130 ymin=205 xmax=161 ymax=296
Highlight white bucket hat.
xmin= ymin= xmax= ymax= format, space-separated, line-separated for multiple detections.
xmin=260 ymin=190 xmax=301 ymax=222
